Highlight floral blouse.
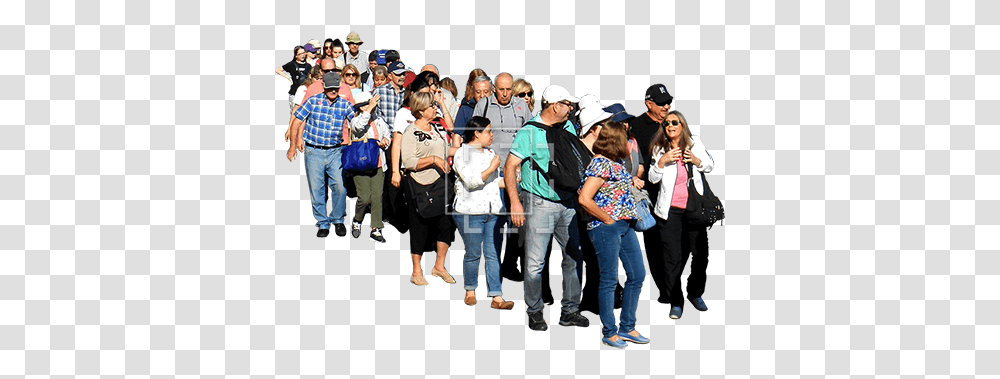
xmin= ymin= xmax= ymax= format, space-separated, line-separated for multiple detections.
xmin=580 ymin=157 xmax=637 ymax=230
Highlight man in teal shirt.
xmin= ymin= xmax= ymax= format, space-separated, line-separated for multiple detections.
xmin=504 ymin=85 xmax=589 ymax=331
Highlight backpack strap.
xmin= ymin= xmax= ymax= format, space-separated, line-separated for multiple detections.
xmin=477 ymin=96 xmax=491 ymax=118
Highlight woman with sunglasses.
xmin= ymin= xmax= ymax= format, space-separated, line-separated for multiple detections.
xmin=647 ymin=110 xmax=715 ymax=320
xmin=400 ymin=92 xmax=457 ymax=286
xmin=511 ymin=78 xmax=536 ymax=115
xmin=341 ymin=64 xmax=366 ymax=98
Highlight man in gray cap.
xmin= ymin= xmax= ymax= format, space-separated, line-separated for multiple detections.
xmin=287 ymin=72 xmax=358 ymax=238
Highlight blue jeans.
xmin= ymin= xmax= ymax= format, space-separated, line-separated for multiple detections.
xmin=520 ymin=191 xmax=582 ymax=314
xmin=303 ymin=145 xmax=347 ymax=229
xmin=588 ymin=220 xmax=646 ymax=338
xmin=454 ymin=213 xmax=502 ymax=297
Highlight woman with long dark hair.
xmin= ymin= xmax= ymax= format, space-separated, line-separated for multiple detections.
xmin=647 ymin=110 xmax=715 ymax=320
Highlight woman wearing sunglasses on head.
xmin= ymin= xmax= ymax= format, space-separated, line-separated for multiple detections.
xmin=647 ymin=110 xmax=714 ymax=320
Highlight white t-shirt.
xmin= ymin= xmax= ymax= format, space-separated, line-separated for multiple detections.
xmin=292 ymin=84 xmax=308 ymax=106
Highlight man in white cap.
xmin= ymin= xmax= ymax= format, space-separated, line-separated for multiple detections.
xmin=504 ymin=85 xmax=590 ymax=331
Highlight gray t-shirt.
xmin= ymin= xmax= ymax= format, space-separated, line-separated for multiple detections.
xmin=472 ymin=95 xmax=532 ymax=166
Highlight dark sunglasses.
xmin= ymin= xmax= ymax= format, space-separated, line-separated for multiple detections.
xmin=415 ymin=131 xmax=434 ymax=142
xmin=663 ymin=120 xmax=679 ymax=127
xmin=343 ymin=73 xmax=358 ymax=77
xmin=517 ymin=91 xmax=534 ymax=98
xmin=347 ymin=42 xmax=361 ymax=46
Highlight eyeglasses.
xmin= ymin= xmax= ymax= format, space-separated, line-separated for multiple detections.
xmin=516 ymin=91 xmax=534 ymax=98
xmin=558 ymin=101 xmax=573 ymax=107
xmin=343 ymin=73 xmax=358 ymax=77
xmin=415 ymin=131 xmax=434 ymax=142
xmin=653 ymin=100 xmax=670 ymax=107
xmin=663 ymin=120 xmax=679 ymax=126
xmin=347 ymin=42 xmax=361 ymax=46
xmin=325 ymin=46 xmax=332 ymax=51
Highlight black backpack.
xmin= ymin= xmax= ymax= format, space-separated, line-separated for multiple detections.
xmin=523 ymin=121 xmax=592 ymax=200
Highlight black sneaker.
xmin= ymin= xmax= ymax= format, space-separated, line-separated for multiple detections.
xmin=317 ymin=228 xmax=330 ymax=238
xmin=351 ymin=221 xmax=362 ymax=238
xmin=528 ymin=311 xmax=548 ymax=331
xmin=559 ymin=311 xmax=590 ymax=327
xmin=369 ymin=228 xmax=386 ymax=243
xmin=334 ymin=223 xmax=347 ymax=237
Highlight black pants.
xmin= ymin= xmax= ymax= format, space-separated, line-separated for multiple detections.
xmin=655 ymin=207 xmax=709 ymax=309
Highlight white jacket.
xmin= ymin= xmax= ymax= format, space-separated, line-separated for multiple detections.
xmin=452 ymin=145 xmax=504 ymax=215
xmin=647 ymin=135 xmax=715 ymax=220
xmin=349 ymin=112 xmax=390 ymax=171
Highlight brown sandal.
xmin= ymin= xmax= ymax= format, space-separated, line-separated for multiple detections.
xmin=431 ymin=269 xmax=456 ymax=284
xmin=410 ymin=275 xmax=428 ymax=286
xmin=491 ymin=300 xmax=515 ymax=310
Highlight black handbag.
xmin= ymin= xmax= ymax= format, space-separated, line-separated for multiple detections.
xmin=684 ymin=163 xmax=725 ymax=228
xmin=405 ymin=166 xmax=449 ymax=218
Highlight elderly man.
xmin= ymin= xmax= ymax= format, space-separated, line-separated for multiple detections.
xmin=344 ymin=32 xmax=368 ymax=75
xmin=453 ymin=75 xmax=493 ymax=134
xmin=504 ymin=85 xmax=590 ymax=331
xmin=286 ymin=72 xmax=357 ymax=238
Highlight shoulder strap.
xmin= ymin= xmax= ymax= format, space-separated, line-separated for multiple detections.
xmin=477 ymin=96 xmax=490 ymax=118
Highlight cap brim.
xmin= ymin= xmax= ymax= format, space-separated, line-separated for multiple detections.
xmin=390 ymin=70 xmax=406 ymax=75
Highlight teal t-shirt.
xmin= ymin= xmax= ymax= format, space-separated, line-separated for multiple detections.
xmin=509 ymin=115 xmax=577 ymax=202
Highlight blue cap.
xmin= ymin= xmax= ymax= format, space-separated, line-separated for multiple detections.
xmin=386 ymin=61 xmax=406 ymax=75
xmin=603 ymin=103 xmax=634 ymax=123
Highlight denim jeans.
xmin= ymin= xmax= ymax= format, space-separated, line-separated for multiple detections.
xmin=520 ymin=191 xmax=582 ymax=314
xmin=304 ymin=145 xmax=347 ymax=229
xmin=589 ymin=220 xmax=645 ymax=338
xmin=454 ymin=213 xmax=502 ymax=297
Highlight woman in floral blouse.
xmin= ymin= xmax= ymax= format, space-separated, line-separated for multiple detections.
xmin=452 ymin=116 xmax=514 ymax=310
xmin=577 ymin=121 xmax=648 ymax=349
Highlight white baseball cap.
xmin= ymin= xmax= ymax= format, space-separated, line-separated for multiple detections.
xmin=541 ymin=85 xmax=579 ymax=104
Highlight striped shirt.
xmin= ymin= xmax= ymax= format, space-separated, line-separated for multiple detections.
xmin=294 ymin=93 xmax=355 ymax=147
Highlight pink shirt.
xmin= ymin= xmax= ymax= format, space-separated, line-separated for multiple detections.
xmin=670 ymin=159 xmax=689 ymax=209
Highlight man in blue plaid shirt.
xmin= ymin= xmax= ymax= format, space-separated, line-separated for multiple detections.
xmin=372 ymin=61 xmax=408 ymax=188
xmin=287 ymin=71 xmax=356 ymax=238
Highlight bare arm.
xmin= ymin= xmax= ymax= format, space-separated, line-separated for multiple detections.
xmin=578 ymin=176 xmax=613 ymax=224
xmin=504 ymin=154 xmax=524 ymax=227
xmin=275 ymin=68 xmax=291 ymax=83
xmin=390 ymin=132 xmax=403 ymax=187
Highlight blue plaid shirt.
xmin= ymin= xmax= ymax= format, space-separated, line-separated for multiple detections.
xmin=371 ymin=83 xmax=405 ymax=128
xmin=294 ymin=93 xmax=355 ymax=147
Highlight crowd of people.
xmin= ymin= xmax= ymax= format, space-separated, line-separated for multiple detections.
xmin=278 ymin=32 xmax=718 ymax=348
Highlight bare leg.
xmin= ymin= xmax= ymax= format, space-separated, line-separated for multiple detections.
xmin=411 ymin=253 xmax=423 ymax=277
xmin=433 ymin=241 xmax=449 ymax=273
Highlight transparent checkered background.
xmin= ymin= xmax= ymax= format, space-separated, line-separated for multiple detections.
xmin=1 ymin=0 xmax=998 ymax=376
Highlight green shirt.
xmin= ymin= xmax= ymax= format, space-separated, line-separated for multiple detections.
xmin=509 ymin=115 xmax=577 ymax=202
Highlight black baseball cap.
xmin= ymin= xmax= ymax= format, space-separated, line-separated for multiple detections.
xmin=645 ymin=84 xmax=673 ymax=106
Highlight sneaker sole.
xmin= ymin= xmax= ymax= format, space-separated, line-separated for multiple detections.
xmin=602 ymin=341 xmax=627 ymax=349
xmin=369 ymin=237 xmax=385 ymax=243
xmin=618 ymin=336 xmax=649 ymax=344
xmin=559 ymin=321 xmax=589 ymax=327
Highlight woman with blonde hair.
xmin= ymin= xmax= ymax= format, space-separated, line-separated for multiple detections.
xmin=511 ymin=78 xmax=536 ymax=114
xmin=400 ymin=92 xmax=457 ymax=286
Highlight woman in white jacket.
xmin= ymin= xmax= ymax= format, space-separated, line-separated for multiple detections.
xmin=452 ymin=116 xmax=514 ymax=309
xmin=647 ymin=110 xmax=714 ymax=320
xmin=348 ymin=92 xmax=390 ymax=242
